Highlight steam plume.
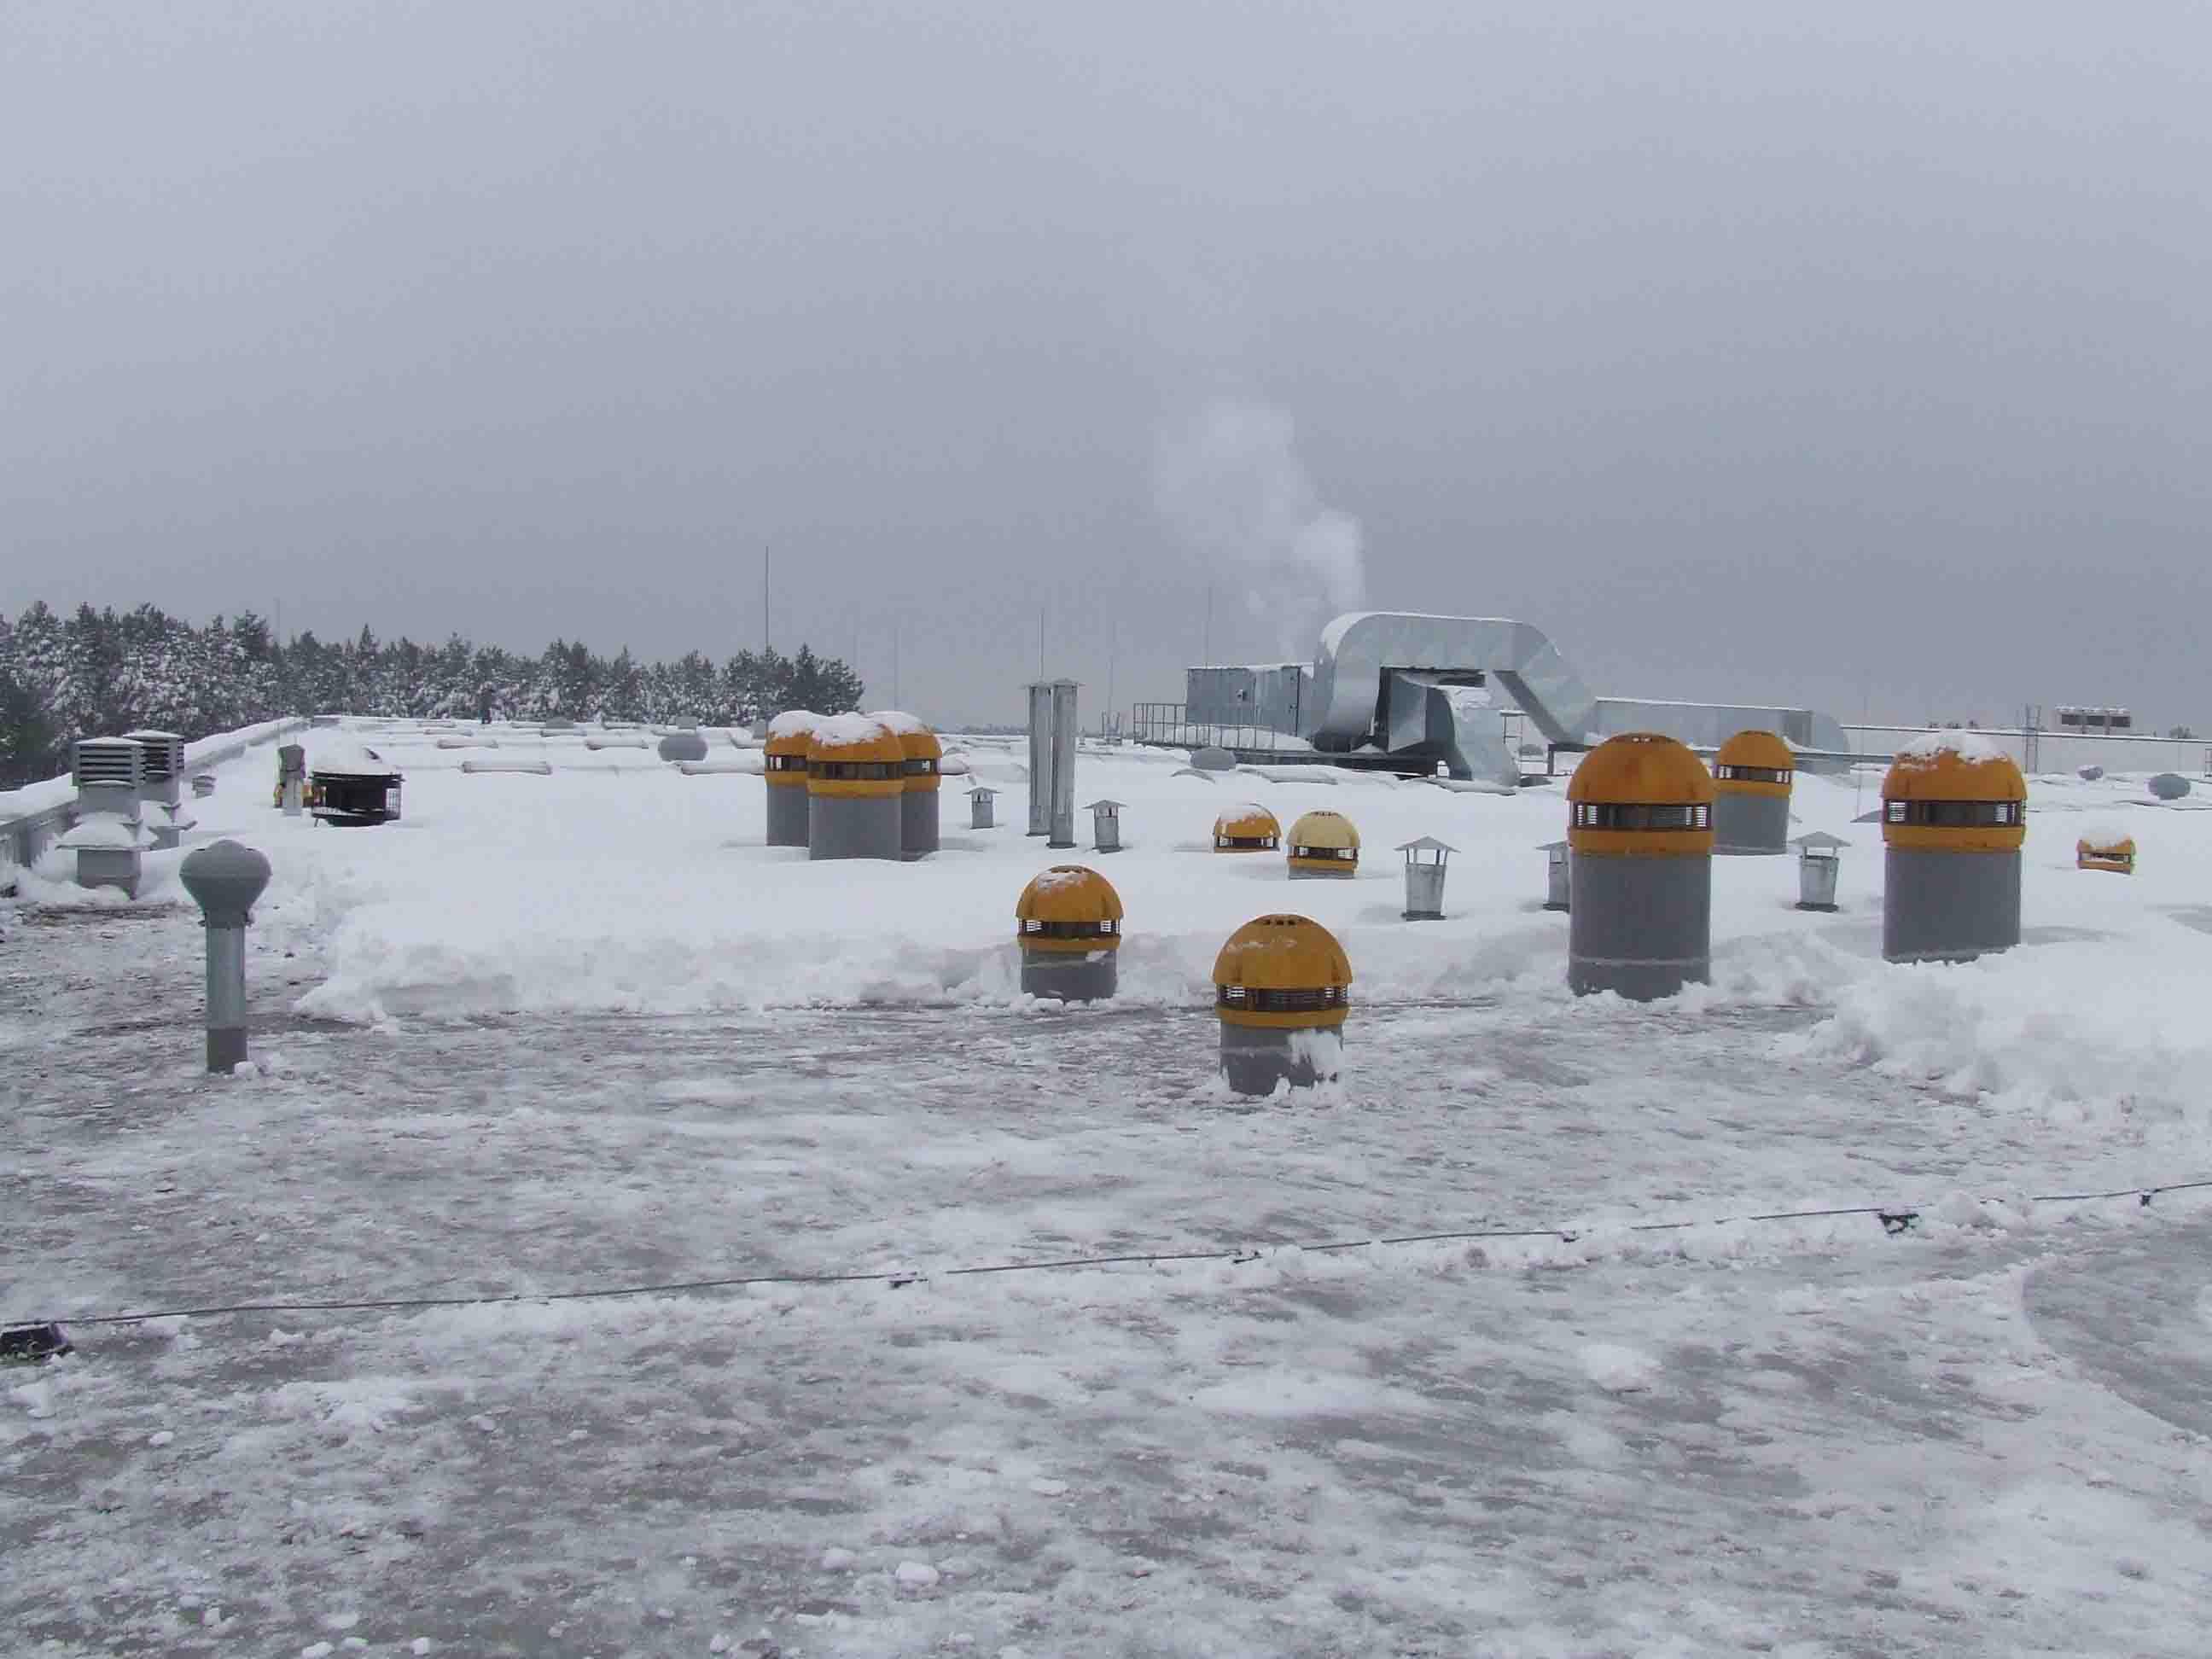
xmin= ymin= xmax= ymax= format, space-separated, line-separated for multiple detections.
xmin=1151 ymin=399 xmax=1367 ymax=660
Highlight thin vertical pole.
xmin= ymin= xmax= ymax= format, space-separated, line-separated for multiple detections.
xmin=893 ymin=621 xmax=900 ymax=708
xmin=1203 ymin=586 xmax=1214 ymax=667
xmin=763 ymin=543 xmax=771 ymax=655
xmin=1038 ymin=605 xmax=1045 ymax=680
xmin=1105 ymin=624 xmax=1116 ymax=740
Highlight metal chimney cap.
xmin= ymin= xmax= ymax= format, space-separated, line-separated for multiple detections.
xmin=180 ymin=840 xmax=272 ymax=926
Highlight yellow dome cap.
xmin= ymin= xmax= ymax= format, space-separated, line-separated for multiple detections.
xmin=870 ymin=711 xmax=943 ymax=790
xmin=1713 ymin=730 xmax=1794 ymax=798
xmin=806 ymin=713 xmax=906 ymax=798
xmin=1568 ymin=733 xmax=1715 ymax=806
xmin=1881 ymin=733 xmax=2026 ymax=853
xmin=1015 ymin=864 xmax=1125 ymax=926
xmin=1214 ymin=803 xmax=1281 ymax=850
xmin=765 ymin=711 xmax=820 ymax=758
xmin=1213 ymin=914 xmax=1352 ymax=1029
xmin=1568 ymin=734 xmax=1714 ymax=857
xmin=1289 ymin=809 xmax=1359 ymax=851
xmin=765 ymin=710 xmax=819 ymax=786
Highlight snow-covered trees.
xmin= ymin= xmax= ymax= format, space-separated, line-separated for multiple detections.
xmin=0 ymin=602 xmax=865 ymax=785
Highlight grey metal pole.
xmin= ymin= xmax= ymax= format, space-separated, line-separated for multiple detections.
xmin=204 ymin=926 xmax=248 ymax=1070
xmin=1105 ymin=625 xmax=1115 ymax=740
xmin=1049 ymin=678 xmax=1078 ymax=848
xmin=179 ymin=841 xmax=272 ymax=1074
xmin=1026 ymin=681 xmax=1051 ymax=835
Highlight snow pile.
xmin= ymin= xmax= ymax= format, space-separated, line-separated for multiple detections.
xmin=1578 ymin=1342 xmax=1661 ymax=1393
xmin=765 ymin=710 xmax=823 ymax=742
xmin=1781 ymin=943 xmax=2212 ymax=1129
xmin=56 ymin=816 xmax=148 ymax=850
xmin=810 ymin=711 xmax=892 ymax=747
xmin=870 ymin=709 xmax=930 ymax=736
xmin=307 ymin=738 xmax=398 ymax=777
xmin=1891 ymin=728 xmax=2009 ymax=766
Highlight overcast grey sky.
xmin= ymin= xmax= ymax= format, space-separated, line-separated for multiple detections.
xmin=5 ymin=2 xmax=2208 ymax=727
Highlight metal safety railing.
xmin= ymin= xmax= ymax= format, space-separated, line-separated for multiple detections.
xmin=1130 ymin=702 xmax=1307 ymax=753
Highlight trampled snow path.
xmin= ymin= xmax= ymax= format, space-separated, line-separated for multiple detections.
xmin=7 ymin=725 xmax=2212 ymax=1655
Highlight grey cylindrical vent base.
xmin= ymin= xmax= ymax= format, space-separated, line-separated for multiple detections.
xmin=1568 ymin=852 xmax=1712 ymax=1000
xmin=1403 ymin=861 xmax=1447 ymax=917
xmin=207 ymin=1027 xmax=248 ymax=1072
xmin=1020 ymin=951 xmax=1117 ymax=1002
xmin=75 ymin=847 xmax=143 ymax=898
xmin=1713 ymin=791 xmax=1791 ymax=856
xmin=901 ymin=789 xmax=940 ymax=860
xmin=206 ymin=925 xmax=248 ymax=1073
xmin=1883 ymin=847 xmax=2021 ymax=963
xmin=1288 ymin=865 xmax=1356 ymax=881
xmin=1545 ymin=858 xmax=1571 ymax=911
xmin=78 ymin=783 xmax=141 ymax=821
xmin=808 ymin=795 xmax=901 ymax=861
xmin=765 ymin=783 xmax=810 ymax=847
xmin=1218 ymin=1022 xmax=1345 ymax=1096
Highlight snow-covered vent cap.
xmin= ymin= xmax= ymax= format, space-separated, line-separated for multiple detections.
xmin=180 ymin=840 xmax=272 ymax=928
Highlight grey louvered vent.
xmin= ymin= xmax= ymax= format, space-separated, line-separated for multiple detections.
xmin=73 ymin=738 xmax=144 ymax=790
xmin=122 ymin=731 xmax=186 ymax=783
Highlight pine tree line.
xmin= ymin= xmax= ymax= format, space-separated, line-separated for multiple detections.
xmin=0 ymin=602 xmax=864 ymax=787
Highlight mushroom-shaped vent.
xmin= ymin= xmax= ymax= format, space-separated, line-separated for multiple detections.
xmin=1880 ymin=731 xmax=2027 ymax=851
xmin=1289 ymin=810 xmax=1359 ymax=853
xmin=870 ymin=712 xmax=943 ymax=783
xmin=1568 ymin=733 xmax=1715 ymax=806
xmin=1712 ymin=730 xmax=1794 ymax=792
xmin=1568 ymin=734 xmax=1715 ymax=848
xmin=806 ymin=714 xmax=906 ymax=794
xmin=764 ymin=710 xmax=822 ymax=780
xmin=1212 ymin=913 xmax=1353 ymax=992
xmin=1214 ymin=803 xmax=1281 ymax=850
xmin=1016 ymin=864 xmax=1125 ymax=950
